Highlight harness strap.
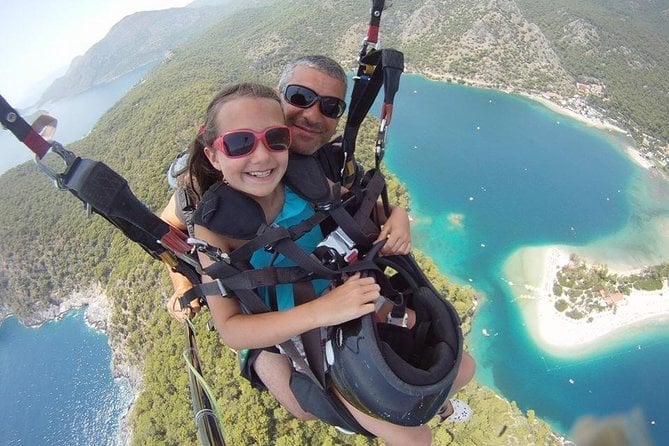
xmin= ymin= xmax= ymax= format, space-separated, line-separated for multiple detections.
xmin=226 ymin=225 xmax=292 ymax=264
xmin=202 ymin=265 xmax=311 ymax=292
xmin=366 ymin=0 xmax=385 ymax=46
xmin=353 ymin=169 xmax=387 ymax=227
xmin=293 ymin=281 xmax=327 ymax=387
xmin=0 ymin=95 xmax=51 ymax=158
xmin=200 ymin=259 xmax=324 ymax=388
xmin=59 ymin=157 xmax=195 ymax=261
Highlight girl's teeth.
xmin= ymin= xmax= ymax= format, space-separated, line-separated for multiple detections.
xmin=249 ymin=170 xmax=271 ymax=178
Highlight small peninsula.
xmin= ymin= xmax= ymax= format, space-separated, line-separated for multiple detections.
xmin=506 ymin=246 xmax=669 ymax=355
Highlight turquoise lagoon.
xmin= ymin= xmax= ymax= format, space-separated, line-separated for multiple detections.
xmin=383 ymin=75 xmax=669 ymax=443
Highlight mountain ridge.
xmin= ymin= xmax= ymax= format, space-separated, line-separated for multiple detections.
xmin=40 ymin=0 xmax=669 ymax=151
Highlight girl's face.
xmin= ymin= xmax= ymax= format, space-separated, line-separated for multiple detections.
xmin=205 ymin=97 xmax=289 ymax=201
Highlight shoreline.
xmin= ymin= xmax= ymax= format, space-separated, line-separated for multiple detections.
xmin=518 ymin=92 xmax=628 ymax=135
xmin=0 ymin=283 xmax=139 ymax=446
xmin=505 ymin=245 xmax=669 ymax=356
xmin=415 ymin=70 xmax=663 ymax=176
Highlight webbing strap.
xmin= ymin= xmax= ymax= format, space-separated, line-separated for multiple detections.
xmin=201 ymin=259 xmax=323 ymax=387
xmin=366 ymin=0 xmax=385 ymax=45
xmin=293 ymin=281 xmax=327 ymax=387
xmin=59 ymin=158 xmax=178 ymax=257
xmin=226 ymin=225 xmax=291 ymax=264
xmin=353 ymin=169 xmax=386 ymax=225
xmin=0 ymin=94 xmax=51 ymax=158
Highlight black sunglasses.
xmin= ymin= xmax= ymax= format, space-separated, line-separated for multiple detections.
xmin=283 ymin=84 xmax=346 ymax=119
xmin=212 ymin=126 xmax=291 ymax=158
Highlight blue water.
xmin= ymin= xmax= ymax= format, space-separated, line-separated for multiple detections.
xmin=383 ymin=75 xmax=669 ymax=443
xmin=0 ymin=64 xmax=154 ymax=175
xmin=0 ymin=311 xmax=132 ymax=445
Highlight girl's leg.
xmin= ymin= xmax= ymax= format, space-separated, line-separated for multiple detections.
xmin=439 ymin=351 xmax=476 ymax=419
xmin=253 ymin=350 xmax=317 ymax=420
xmin=333 ymin=388 xmax=432 ymax=446
xmin=452 ymin=351 xmax=476 ymax=395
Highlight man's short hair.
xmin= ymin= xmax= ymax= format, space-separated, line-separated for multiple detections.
xmin=278 ymin=55 xmax=347 ymax=95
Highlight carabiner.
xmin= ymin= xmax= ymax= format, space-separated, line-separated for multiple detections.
xmin=34 ymin=142 xmax=78 ymax=190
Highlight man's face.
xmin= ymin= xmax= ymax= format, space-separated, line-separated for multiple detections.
xmin=281 ymin=65 xmax=346 ymax=155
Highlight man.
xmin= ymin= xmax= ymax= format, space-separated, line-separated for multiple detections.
xmin=161 ymin=55 xmax=351 ymax=320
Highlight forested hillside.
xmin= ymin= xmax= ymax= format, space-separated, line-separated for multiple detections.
xmin=4 ymin=0 xmax=667 ymax=443
xmin=515 ymin=0 xmax=669 ymax=142
xmin=39 ymin=0 xmax=669 ymax=146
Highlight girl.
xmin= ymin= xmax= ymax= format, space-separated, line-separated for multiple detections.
xmin=187 ymin=82 xmax=472 ymax=445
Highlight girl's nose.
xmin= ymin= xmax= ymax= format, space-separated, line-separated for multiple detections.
xmin=251 ymin=139 xmax=273 ymax=161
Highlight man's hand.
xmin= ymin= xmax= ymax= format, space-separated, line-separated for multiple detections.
xmin=167 ymin=290 xmax=201 ymax=323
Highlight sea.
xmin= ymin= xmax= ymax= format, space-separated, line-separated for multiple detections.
xmin=0 ymin=311 xmax=133 ymax=445
xmin=0 ymin=64 xmax=154 ymax=175
xmin=0 ymin=65 xmax=152 ymax=445
xmin=1 ymin=72 xmax=668 ymax=444
xmin=383 ymin=75 xmax=669 ymax=444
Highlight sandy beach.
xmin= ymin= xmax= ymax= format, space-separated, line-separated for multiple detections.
xmin=505 ymin=245 xmax=669 ymax=356
xmin=521 ymin=93 xmax=628 ymax=134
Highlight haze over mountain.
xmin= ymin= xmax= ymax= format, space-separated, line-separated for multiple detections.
xmin=38 ymin=0 xmax=269 ymax=104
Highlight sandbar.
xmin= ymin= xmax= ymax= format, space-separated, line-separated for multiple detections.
xmin=505 ymin=245 xmax=669 ymax=356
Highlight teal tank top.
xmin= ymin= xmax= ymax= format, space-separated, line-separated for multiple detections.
xmin=250 ymin=186 xmax=329 ymax=310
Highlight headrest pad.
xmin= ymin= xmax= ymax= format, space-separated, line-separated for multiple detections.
xmin=193 ymin=181 xmax=266 ymax=240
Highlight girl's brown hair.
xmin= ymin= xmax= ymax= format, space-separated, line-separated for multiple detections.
xmin=187 ymin=82 xmax=282 ymax=199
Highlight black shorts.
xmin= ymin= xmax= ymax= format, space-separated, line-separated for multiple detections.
xmin=239 ymin=347 xmax=278 ymax=390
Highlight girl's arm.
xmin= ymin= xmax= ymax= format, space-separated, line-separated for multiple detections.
xmin=195 ymin=225 xmax=380 ymax=351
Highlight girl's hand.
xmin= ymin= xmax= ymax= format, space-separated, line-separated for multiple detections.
xmin=375 ymin=206 xmax=411 ymax=255
xmin=315 ymin=273 xmax=380 ymax=326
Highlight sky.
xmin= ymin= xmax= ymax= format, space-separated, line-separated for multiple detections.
xmin=1 ymin=0 xmax=195 ymax=107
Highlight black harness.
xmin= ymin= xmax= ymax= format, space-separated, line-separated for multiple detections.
xmin=186 ymin=153 xmax=395 ymax=436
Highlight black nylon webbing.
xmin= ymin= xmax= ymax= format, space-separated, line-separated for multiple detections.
xmin=0 ymin=94 xmax=51 ymax=158
xmin=294 ymin=281 xmax=326 ymax=386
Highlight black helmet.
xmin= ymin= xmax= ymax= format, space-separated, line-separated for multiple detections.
xmin=325 ymin=255 xmax=463 ymax=426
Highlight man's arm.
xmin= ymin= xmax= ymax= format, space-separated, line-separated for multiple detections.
xmin=160 ymin=192 xmax=200 ymax=321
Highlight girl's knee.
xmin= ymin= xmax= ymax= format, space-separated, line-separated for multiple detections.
xmin=253 ymin=352 xmax=316 ymax=421
xmin=452 ymin=351 xmax=476 ymax=394
xmin=461 ymin=351 xmax=476 ymax=381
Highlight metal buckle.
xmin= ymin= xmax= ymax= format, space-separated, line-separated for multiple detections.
xmin=187 ymin=237 xmax=230 ymax=263
xmin=214 ymin=279 xmax=228 ymax=297
xmin=34 ymin=142 xmax=77 ymax=190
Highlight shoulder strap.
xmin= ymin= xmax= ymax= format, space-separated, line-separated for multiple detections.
xmin=175 ymin=185 xmax=197 ymax=237
xmin=284 ymin=153 xmax=333 ymax=207
xmin=193 ymin=155 xmax=337 ymax=241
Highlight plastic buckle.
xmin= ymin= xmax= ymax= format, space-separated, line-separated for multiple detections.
xmin=386 ymin=312 xmax=408 ymax=328
xmin=343 ymin=249 xmax=358 ymax=264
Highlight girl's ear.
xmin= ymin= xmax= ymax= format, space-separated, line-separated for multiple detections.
xmin=204 ymin=146 xmax=220 ymax=170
